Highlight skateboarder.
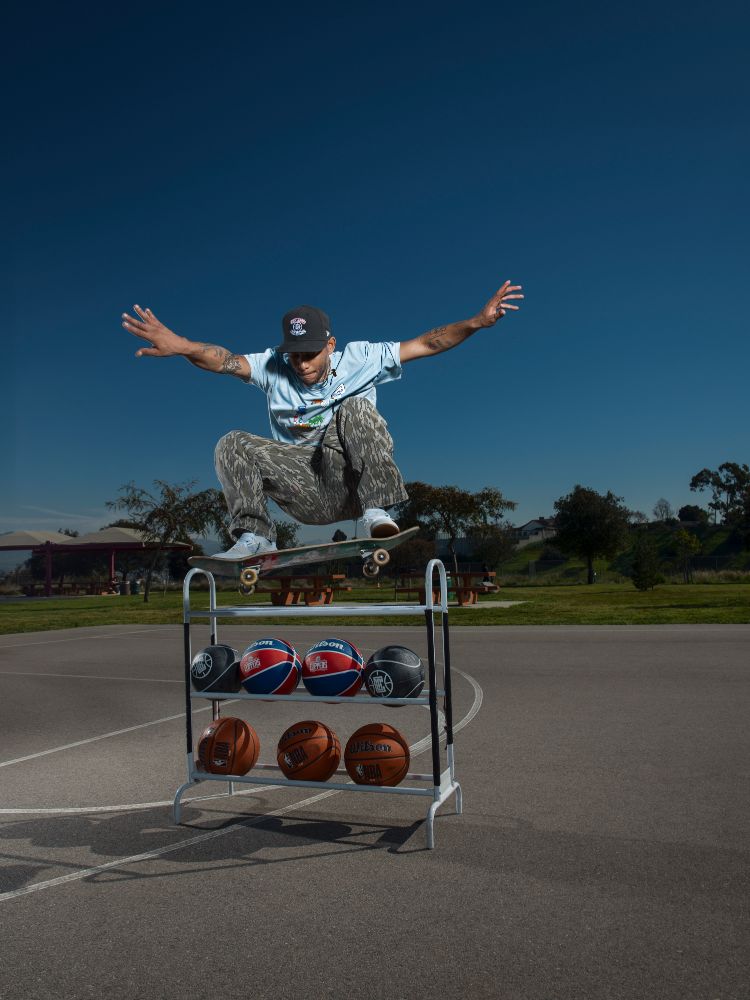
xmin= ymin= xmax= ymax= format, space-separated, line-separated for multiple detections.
xmin=121 ymin=281 xmax=523 ymax=558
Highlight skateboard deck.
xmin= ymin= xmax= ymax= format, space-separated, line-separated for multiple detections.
xmin=188 ymin=527 xmax=419 ymax=593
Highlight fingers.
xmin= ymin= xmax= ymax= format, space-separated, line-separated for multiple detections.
xmin=122 ymin=314 xmax=146 ymax=333
xmin=122 ymin=303 xmax=162 ymax=342
xmin=135 ymin=347 xmax=160 ymax=357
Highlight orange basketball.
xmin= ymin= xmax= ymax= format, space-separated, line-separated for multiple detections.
xmin=344 ymin=722 xmax=410 ymax=787
xmin=277 ymin=720 xmax=341 ymax=781
xmin=196 ymin=716 xmax=259 ymax=775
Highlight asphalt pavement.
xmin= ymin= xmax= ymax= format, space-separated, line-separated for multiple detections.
xmin=0 ymin=622 xmax=748 ymax=1000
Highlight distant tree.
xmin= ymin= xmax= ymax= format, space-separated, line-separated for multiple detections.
xmin=553 ymin=485 xmax=630 ymax=584
xmin=629 ymin=510 xmax=649 ymax=525
xmin=689 ymin=462 xmax=750 ymax=525
xmin=465 ymin=522 xmax=517 ymax=570
xmin=678 ymin=504 xmax=709 ymax=525
xmin=672 ymin=528 xmax=701 ymax=583
xmin=630 ymin=531 xmax=664 ymax=591
xmin=107 ymin=480 xmax=230 ymax=602
xmin=652 ymin=498 xmax=674 ymax=522
xmin=167 ymin=538 xmax=204 ymax=581
xmin=394 ymin=482 xmax=516 ymax=576
xmin=275 ymin=519 xmax=300 ymax=550
xmin=390 ymin=537 xmax=438 ymax=576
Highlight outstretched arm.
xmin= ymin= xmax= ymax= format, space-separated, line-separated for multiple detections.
xmin=121 ymin=305 xmax=251 ymax=380
xmin=399 ymin=280 xmax=523 ymax=363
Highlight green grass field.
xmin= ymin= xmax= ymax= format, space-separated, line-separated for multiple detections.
xmin=1 ymin=582 xmax=748 ymax=634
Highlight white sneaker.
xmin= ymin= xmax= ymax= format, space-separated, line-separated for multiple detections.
xmin=361 ymin=508 xmax=400 ymax=539
xmin=211 ymin=532 xmax=277 ymax=560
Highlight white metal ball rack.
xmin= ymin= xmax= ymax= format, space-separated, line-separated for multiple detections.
xmin=174 ymin=558 xmax=462 ymax=849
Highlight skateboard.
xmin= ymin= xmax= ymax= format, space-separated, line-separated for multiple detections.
xmin=188 ymin=526 xmax=420 ymax=594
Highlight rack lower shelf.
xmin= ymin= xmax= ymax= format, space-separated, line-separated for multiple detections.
xmin=173 ymin=762 xmax=462 ymax=849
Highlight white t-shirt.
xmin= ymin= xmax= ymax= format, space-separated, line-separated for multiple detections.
xmin=244 ymin=341 xmax=402 ymax=445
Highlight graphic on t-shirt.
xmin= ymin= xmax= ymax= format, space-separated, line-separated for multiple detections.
xmin=243 ymin=341 xmax=402 ymax=445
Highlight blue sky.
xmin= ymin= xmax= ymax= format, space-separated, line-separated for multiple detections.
xmin=4 ymin=1 xmax=749 ymax=556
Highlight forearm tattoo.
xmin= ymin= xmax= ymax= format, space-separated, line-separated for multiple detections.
xmin=423 ymin=326 xmax=450 ymax=351
xmin=198 ymin=343 xmax=248 ymax=379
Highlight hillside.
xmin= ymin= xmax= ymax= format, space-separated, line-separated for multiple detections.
xmin=496 ymin=523 xmax=750 ymax=584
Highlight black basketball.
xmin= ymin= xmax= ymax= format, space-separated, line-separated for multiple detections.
xmin=190 ymin=644 xmax=241 ymax=692
xmin=363 ymin=645 xmax=424 ymax=705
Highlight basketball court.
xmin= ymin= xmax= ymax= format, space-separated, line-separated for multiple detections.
xmin=1 ymin=623 xmax=748 ymax=999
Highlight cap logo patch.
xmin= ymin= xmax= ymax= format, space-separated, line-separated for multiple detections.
xmin=290 ymin=317 xmax=306 ymax=336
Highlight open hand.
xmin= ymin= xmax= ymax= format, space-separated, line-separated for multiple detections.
xmin=121 ymin=305 xmax=185 ymax=357
xmin=477 ymin=281 xmax=524 ymax=328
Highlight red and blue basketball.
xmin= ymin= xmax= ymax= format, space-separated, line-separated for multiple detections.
xmin=301 ymin=638 xmax=364 ymax=697
xmin=239 ymin=637 xmax=301 ymax=695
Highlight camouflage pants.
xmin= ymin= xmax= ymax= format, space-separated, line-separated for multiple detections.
xmin=214 ymin=397 xmax=408 ymax=540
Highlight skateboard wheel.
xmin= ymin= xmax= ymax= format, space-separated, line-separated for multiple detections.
xmin=372 ymin=548 xmax=390 ymax=566
xmin=240 ymin=567 xmax=259 ymax=587
xmin=362 ymin=560 xmax=380 ymax=578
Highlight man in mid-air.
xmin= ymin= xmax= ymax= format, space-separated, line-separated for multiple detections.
xmin=121 ymin=281 xmax=523 ymax=558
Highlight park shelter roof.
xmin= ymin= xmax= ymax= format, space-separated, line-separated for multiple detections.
xmin=0 ymin=530 xmax=80 ymax=549
xmin=0 ymin=526 xmax=192 ymax=596
xmin=74 ymin=527 xmax=177 ymax=547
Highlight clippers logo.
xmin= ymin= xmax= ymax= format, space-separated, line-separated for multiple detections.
xmin=243 ymin=655 xmax=261 ymax=670
xmin=306 ymin=655 xmax=328 ymax=673
xmin=191 ymin=653 xmax=212 ymax=678
xmin=367 ymin=669 xmax=394 ymax=697
xmin=289 ymin=317 xmax=307 ymax=337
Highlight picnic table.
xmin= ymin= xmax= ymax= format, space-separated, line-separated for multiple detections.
xmin=395 ymin=571 xmax=498 ymax=607
xmin=255 ymin=573 xmax=352 ymax=607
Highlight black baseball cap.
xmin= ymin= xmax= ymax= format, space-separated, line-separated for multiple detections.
xmin=278 ymin=305 xmax=333 ymax=353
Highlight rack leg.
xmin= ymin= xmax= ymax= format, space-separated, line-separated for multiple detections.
xmin=173 ymin=781 xmax=193 ymax=824
xmin=426 ymin=799 xmax=440 ymax=849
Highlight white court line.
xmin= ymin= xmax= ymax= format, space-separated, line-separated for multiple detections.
xmin=0 ymin=670 xmax=483 ymax=902
xmin=0 ymin=628 xmax=177 ymax=650
xmin=0 ymin=641 xmax=393 ymax=770
xmin=0 ymin=702 xmax=230 ymax=770
xmin=0 ymin=671 xmax=181 ymax=685
xmin=0 ymin=784 xmax=287 ymax=815
xmin=0 ymin=787 xmax=339 ymax=903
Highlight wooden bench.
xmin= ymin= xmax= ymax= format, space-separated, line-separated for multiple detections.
xmin=256 ymin=573 xmax=352 ymax=607
xmin=396 ymin=571 xmax=498 ymax=607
